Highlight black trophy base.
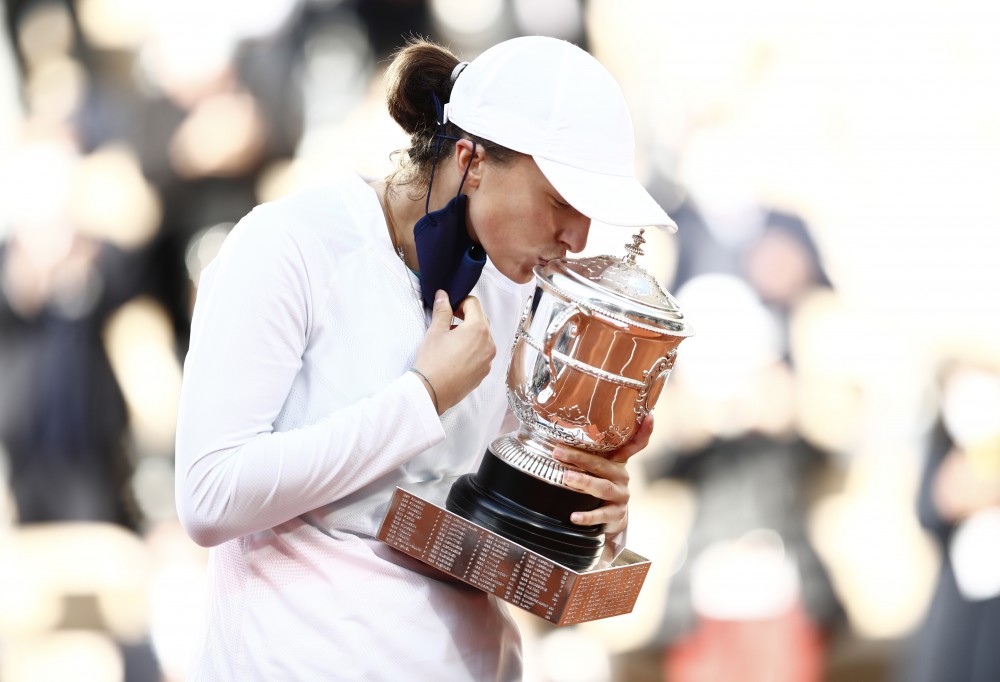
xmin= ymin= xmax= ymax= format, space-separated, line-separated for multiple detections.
xmin=446 ymin=447 xmax=606 ymax=572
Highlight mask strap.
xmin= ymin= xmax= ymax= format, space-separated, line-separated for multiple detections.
xmin=424 ymin=94 xmax=477 ymax=216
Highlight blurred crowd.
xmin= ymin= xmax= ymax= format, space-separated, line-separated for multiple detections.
xmin=1 ymin=1 xmax=998 ymax=681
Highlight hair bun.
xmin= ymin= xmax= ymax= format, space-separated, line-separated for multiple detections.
xmin=385 ymin=39 xmax=461 ymax=138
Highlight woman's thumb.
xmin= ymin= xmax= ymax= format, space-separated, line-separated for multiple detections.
xmin=429 ymin=290 xmax=453 ymax=331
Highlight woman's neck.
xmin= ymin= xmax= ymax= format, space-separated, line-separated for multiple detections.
xmin=372 ymin=179 xmax=421 ymax=272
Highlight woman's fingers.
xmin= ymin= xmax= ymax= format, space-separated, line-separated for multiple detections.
xmin=553 ymin=414 xmax=655 ymax=532
xmin=609 ymin=413 xmax=655 ymax=463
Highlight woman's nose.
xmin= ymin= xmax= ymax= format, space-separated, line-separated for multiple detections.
xmin=560 ymin=211 xmax=591 ymax=253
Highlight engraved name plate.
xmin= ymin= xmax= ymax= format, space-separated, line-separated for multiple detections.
xmin=377 ymin=483 xmax=651 ymax=626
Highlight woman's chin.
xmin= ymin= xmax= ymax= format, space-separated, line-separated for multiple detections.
xmin=493 ymin=261 xmax=534 ymax=285
xmin=511 ymin=269 xmax=534 ymax=285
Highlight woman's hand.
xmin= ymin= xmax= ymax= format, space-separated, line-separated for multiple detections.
xmin=412 ymin=290 xmax=496 ymax=414
xmin=553 ymin=413 xmax=655 ymax=537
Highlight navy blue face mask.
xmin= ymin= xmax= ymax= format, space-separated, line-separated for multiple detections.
xmin=412 ymin=113 xmax=486 ymax=310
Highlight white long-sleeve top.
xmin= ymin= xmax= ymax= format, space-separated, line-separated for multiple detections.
xmin=175 ymin=173 xmax=532 ymax=681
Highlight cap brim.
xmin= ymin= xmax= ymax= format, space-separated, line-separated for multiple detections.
xmin=534 ymin=156 xmax=678 ymax=233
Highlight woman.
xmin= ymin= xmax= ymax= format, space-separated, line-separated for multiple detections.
xmin=175 ymin=35 xmax=676 ymax=680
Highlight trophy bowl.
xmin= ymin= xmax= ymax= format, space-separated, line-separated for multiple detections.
xmin=447 ymin=231 xmax=693 ymax=571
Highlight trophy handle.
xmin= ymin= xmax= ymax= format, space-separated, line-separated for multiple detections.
xmin=635 ymin=351 xmax=677 ymax=419
xmin=542 ymin=303 xmax=590 ymax=380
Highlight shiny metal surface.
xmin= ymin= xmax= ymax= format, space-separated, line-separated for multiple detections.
xmin=497 ymin=231 xmax=693 ymax=488
xmin=537 ymin=229 xmax=692 ymax=335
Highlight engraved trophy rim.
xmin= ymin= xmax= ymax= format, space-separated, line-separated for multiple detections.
xmin=533 ymin=230 xmax=694 ymax=338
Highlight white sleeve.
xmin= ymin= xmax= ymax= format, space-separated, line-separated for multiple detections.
xmin=174 ymin=209 xmax=444 ymax=547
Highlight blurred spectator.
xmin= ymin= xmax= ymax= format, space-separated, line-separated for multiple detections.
xmin=669 ymin=199 xmax=830 ymax=303
xmin=649 ymin=329 xmax=844 ymax=681
xmin=896 ymin=359 xmax=1000 ymax=682
xmin=78 ymin=2 xmax=310 ymax=350
xmin=654 ymin=426 xmax=843 ymax=681
xmin=644 ymin=154 xmax=844 ymax=678
xmin=659 ymin=129 xmax=832 ymax=364
xmin=0 ymin=129 xmax=148 ymax=529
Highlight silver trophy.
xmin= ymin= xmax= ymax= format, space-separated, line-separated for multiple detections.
xmin=378 ymin=230 xmax=694 ymax=623
xmin=446 ymin=230 xmax=693 ymax=571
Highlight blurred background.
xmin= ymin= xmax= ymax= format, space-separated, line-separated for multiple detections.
xmin=0 ymin=0 xmax=998 ymax=680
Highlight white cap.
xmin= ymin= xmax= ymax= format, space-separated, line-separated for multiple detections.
xmin=445 ymin=36 xmax=677 ymax=232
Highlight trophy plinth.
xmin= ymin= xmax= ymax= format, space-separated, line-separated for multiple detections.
xmin=377 ymin=480 xmax=652 ymax=626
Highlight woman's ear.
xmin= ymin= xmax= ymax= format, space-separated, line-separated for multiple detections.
xmin=454 ymin=139 xmax=484 ymax=189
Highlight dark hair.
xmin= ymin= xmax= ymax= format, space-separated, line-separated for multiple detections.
xmin=384 ymin=37 xmax=516 ymax=195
